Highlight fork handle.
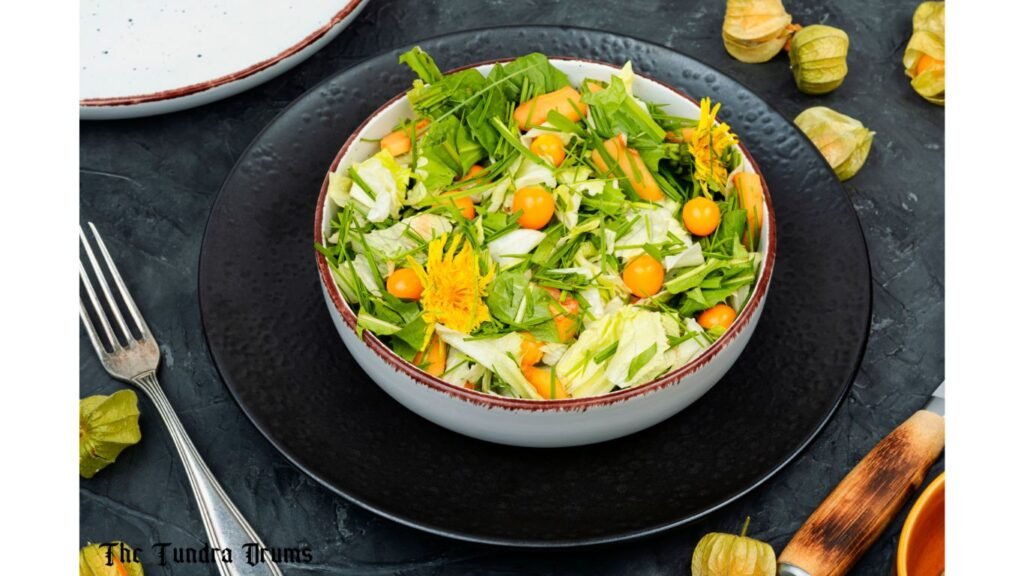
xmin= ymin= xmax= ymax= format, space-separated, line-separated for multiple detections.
xmin=134 ymin=372 xmax=283 ymax=576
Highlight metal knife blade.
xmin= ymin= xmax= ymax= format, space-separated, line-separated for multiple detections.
xmin=924 ymin=382 xmax=944 ymax=417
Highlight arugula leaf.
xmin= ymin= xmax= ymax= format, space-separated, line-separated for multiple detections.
xmin=398 ymin=46 xmax=443 ymax=84
xmin=466 ymin=88 xmax=509 ymax=156
xmin=580 ymin=182 xmax=626 ymax=216
xmin=679 ymin=287 xmax=738 ymax=316
xmin=530 ymin=223 xmax=566 ymax=265
xmin=407 ymin=68 xmax=488 ymax=117
xmin=582 ymin=75 xmax=666 ymax=142
xmin=664 ymin=258 xmax=726 ymax=294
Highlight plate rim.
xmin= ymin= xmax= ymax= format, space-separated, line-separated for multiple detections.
xmin=79 ymin=0 xmax=368 ymax=111
xmin=198 ymin=24 xmax=873 ymax=547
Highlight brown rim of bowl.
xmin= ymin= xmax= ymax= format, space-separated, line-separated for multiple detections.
xmin=80 ymin=0 xmax=366 ymax=108
xmin=314 ymin=56 xmax=777 ymax=412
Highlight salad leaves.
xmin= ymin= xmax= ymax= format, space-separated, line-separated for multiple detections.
xmin=316 ymin=48 xmax=766 ymax=400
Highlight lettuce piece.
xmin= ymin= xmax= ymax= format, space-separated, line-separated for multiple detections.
xmin=483 ymin=177 xmax=513 ymax=213
xmin=556 ymin=306 xmax=673 ymax=396
xmin=327 ymin=170 xmax=352 ymax=207
xmin=350 ymin=254 xmax=382 ymax=297
xmin=553 ymin=184 xmax=583 ymax=230
xmin=414 ymin=152 xmax=457 ymax=195
xmin=557 ymin=165 xmax=593 ymax=185
xmin=514 ymin=158 xmax=556 ymax=190
xmin=614 ymin=204 xmax=696 ymax=261
xmin=541 ymin=341 xmax=568 ymax=366
xmin=556 ymin=306 xmax=625 ymax=396
xmin=522 ymin=127 xmax=573 ymax=147
xmin=349 ymin=150 xmax=411 ymax=223
xmin=603 ymin=308 xmax=670 ymax=388
xmin=441 ymin=348 xmax=486 ymax=388
xmin=488 ymin=229 xmax=546 ymax=268
xmin=665 ymin=242 xmax=705 ymax=270
xmin=364 ymin=214 xmax=452 ymax=261
xmin=435 ymin=326 xmax=541 ymax=400
xmin=357 ymin=308 xmax=403 ymax=335
xmin=665 ymin=318 xmax=710 ymax=371
xmin=329 ymin=265 xmax=359 ymax=303
xmin=616 ymin=61 xmax=636 ymax=96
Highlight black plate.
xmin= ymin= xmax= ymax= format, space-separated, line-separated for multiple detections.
xmin=199 ymin=26 xmax=871 ymax=546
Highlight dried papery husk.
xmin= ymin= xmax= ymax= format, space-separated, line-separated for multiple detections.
xmin=724 ymin=35 xmax=790 ymax=64
xmin=913 ymin=1 xmax=945 ymax=38
xmin=80 ymin=389 xmax=142 ymax=479
xmin=692 ymin=519 xmax=777 ymax=576
xmin=903 ymin=1 xmax=945 ymax=105
xmin=794 ymin=106 xmax=875 ymax=181
xmin=722 ymin=0 xmax=796 ymax=63
xmin=80 ymin=542 xmax=145 ymax=576
xmin=789 ymin=25 xmax=850 ymax=94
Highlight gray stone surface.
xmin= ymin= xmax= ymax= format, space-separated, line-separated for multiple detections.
xmin=80 ymin=1 xmax=944 ymax=574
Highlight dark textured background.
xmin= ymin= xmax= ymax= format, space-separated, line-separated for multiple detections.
xmin=80 ymin=0 xmax=944 ymax=574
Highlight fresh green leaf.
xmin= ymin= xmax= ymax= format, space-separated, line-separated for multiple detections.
xmin=627 ymin=343 xmax=659 ymax=381
xmin=398 ymin=46 xmax=443 ymax=84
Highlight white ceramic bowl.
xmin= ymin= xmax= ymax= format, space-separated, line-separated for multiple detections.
xmin=315 ymin=58 xmax=776 ymax=447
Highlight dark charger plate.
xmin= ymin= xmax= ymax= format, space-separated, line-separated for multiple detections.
xmin=199 ymin=26 xmax=871 ymax=546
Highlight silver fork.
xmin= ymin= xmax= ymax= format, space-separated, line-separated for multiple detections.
xmin=79 ymin=223 xmax=283 ymax=576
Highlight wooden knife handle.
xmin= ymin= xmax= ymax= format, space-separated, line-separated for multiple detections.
xmin=778 ymin=410 xmax=945 ymax=576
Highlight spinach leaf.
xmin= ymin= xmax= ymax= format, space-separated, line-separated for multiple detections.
xmin=486 ymin=271 xmax=553 ymax=327
xmin=490 ymin=53 xmax=570 ymax=102
xmin=393 ymin=313 xmax=429 ymax=351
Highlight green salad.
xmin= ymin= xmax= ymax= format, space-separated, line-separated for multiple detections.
xmin=317 ymin=48 xmax=766 ymax=400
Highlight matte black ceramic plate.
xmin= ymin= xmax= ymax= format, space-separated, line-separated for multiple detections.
xmin=199 ymin=26 xmax=871 ymax=546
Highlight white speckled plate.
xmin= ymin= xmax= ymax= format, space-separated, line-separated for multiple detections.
xmin=80 ymin=0 xmax=369 ymax=120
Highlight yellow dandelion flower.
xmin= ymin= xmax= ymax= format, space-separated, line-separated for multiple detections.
xmin=408 ymin=233 xmax=495 ymax=335
xmin=688 ymin=97 xmax=739 ymax=195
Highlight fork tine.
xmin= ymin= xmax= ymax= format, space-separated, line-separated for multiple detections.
xmin=79 ymin=299 xmax=110 ymax=357
xmin=80 ymin=225 xmax=135 ymax=344
xmin=79 ymin=261 xmax=120 ymax=351
xmin=87 ymin=222 xmax=153 ymax=340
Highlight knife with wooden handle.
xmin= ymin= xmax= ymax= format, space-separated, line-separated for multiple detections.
xmin=777 ymin=383 xmax=945 ymax=576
